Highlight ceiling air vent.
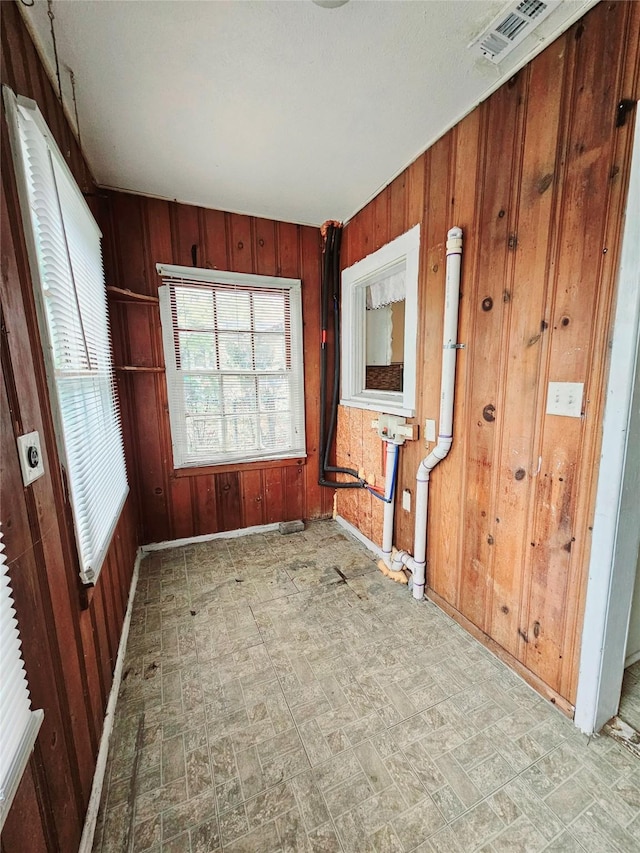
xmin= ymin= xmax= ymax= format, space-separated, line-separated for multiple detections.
xmin=470 ymin=0 xmax=560 ymax=64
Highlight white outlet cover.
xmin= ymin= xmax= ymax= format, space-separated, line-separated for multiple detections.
xmin=17 ymin=430 xmax=45 ymax=486
xmin=402 ymin=489 xmax=412 ymax=512
xmin=425 ymin=419 xmax=437 ymax=443
xmin=546 ymin=382 xmax=584 ymax=418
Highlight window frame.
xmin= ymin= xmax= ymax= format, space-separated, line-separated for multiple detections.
xmin=341 ymin=224 xmax=420 ymax=417
xmin=3 ymin=87 xmax=128 ymax=586
xmin=157 ymin=263 xmax=307 ymax=470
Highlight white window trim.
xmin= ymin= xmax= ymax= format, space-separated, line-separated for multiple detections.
xmin=341 ymin=225 xmax=420 ymax=417
xmin=157 ymin=263 xmax=307 ymax=469
xmin=3 ymin=87 xmax=128 ymax=585
xmin=0 ymin=528 xmax=44 ymax=832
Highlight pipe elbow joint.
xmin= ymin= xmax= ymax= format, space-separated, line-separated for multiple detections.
xmin=434 ymin=438 xmax=452 ymax=459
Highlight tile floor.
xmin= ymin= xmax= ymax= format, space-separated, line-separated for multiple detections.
xmin=620 ymin=661 xmax=640 ymax=732
xmin=93 ymin=521 xmax=640 ymax=853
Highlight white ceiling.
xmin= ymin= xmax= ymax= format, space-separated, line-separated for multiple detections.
xmin=21 ymin=0 xmax=597 ymax=226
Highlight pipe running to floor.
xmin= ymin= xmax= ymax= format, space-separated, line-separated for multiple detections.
xmin=392 ymin=227 xmax=463 ymax=599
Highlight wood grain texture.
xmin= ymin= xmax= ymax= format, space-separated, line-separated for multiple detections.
xmin=338 ymin=0 xmax=640 ymax=708
xmin=104 ymin=191 xmax=329 ymax=543
xmin=1 ymin=3 xmax=138 ymax=848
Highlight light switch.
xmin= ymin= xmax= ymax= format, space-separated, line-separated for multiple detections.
xmin=546 ymin=382 xmax=584 ymax=418
xmin=17 ymin=430 xmax=45 ymax=486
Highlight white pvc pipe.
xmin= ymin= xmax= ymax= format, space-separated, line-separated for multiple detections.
xmin=394 ymin=227 xmax=463 ymax=599
xmin=381 ymin=440 xmax=399 ymax=567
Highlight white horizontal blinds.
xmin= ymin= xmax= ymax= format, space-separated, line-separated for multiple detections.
xmin=0 ymin=528 xmax=43 ymax=831
xmin=7 ymin=92 xmax=128 ymax=584
xmin=158 ymin=267 xmax=306 ymax=467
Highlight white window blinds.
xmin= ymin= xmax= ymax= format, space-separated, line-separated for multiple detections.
xmin=157 ymin=264 xmax=306 ymax=468
xmin=0 ymin=528 xmax=43 ymax=831
xmin=3 ymin=88 xmax=128 ymax=584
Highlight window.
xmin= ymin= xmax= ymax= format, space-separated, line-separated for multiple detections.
xmin=341 ymin=225 xmax=420 ymax=416
xmin=0 ymin=528 xmax=43 ymax=831
xmin=157 ymin=264 xmax=306 ymax=468
xmin=4 ymin=89 xmax=128 ymax=585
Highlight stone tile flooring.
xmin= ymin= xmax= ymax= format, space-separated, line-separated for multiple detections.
xmin=93 ymin=521 xmax=640 ymax=853
xmin=620 ymin=661 xmax=640 ymax=731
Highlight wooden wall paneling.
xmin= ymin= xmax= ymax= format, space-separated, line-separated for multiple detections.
xmin=276 ymin=221 xmax=299 ymax=278
xmin=108 ymin=192 xmax=328 ymax=543
xmin=215 ymin=472 xmax=242 ymax=531
xmin=264 ymin=468 xmax=284 ymax=524
xmin=395 ymin=155 xmax=428 ymax=548
xmin=88 ymin=591 xmax=108 ymax=712
xmin=284 ymin=464 xmax=305 ymax=522
xmin=0 ymin=763 xmax=49 ymax=853
xmin=106 ymin=549 xmax=126 ymax=652
xmin=489 ymin=40 xmax=571 ymax=664
xmin=390 ymin=155 xmax=427 ymax=553
xmin=562 ymin=1 xmax=640 ymax=700
xmin=361 ymin=407 xmax=385 ymax=546
xmin=481 ymin=59 xmax=548 ymax=659
xmin=300 ymin=224 xmax=324 ymax=520
xmin=240 ymin=469 xmax=265 ymax=528
xmin=92 ymin=581 xmax=114 ymax=701
xmin=194 ymin=475 xmax=219 ymax=535
xmin=457 ymin=75 xmax=525 ymax=633
xmin=389 ymin=168 xmax=408 ymax=242
xmin=79 ymin=606 xmax=105 ymax=749
xmin=373 ymin=189 xmax=389 ymax=251
xmin=335 ymin=199 xmax=372 ymax=532
xmin=142 ymin=197 xmax=174 ymax=539
xmin=125 ymin=302 xmax=157 ymax=368
xmin=255 ymin=217 xmax=277 ymax=275
xmin=171 ymin=198 xmax=201 ymax=268
xmin=109 ymin=192 xmax=148 ymax=293
xmin=203 ymin=208 xmax=229 ymax=269
xmin=420 ymin=134 xmax=456 ymax=593
xmin=229 ymin=213 xmax=254 ymax=274
xmin=169 ymin=475 xmax=196 ymax=541
xmin=407 ymin=155 xmax=426 ymax=228
xmin=439 ymin=113 xmax=482 ymax=610
xmin=353 ymin=410 xmax=374 ymax=542
xmin=98 ymin=576 xmax=117 ymax=684
xmin=131 ymin=373 xmax=173 ymax=543
xmin=323 ymin=1 xmax=639 ymax=707
xmin=0 ymin=371 xmax=80 ymax=850
xmin=524 ymin=2 xmax=631 ymax=693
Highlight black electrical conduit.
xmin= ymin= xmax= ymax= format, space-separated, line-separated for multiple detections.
xmin=318 ymin=223 xmax=365 ymax=490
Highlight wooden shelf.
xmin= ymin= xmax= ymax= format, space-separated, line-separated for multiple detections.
xmin=114 ymin=366 xmax=165 ymax=373
xmin=107 ymin=286 xmax=159 ymax=304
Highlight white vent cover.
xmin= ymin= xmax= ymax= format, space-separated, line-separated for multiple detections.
xmin=470 ymin=0 xmax=560 ymax=64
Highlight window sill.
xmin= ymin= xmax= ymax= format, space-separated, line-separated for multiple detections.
xmin=173 ymin=456 xmax=307 ymax=478
xmin=340 ymin=397 xmax=414 ymax=418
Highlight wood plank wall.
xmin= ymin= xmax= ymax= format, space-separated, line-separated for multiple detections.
xmin=1 ymin=3 xmax=139 ymax=850
xmin=103 ymin=190 xmax=333 ymax=545
xmin=337 ymin=0 xmax=640 ymax=710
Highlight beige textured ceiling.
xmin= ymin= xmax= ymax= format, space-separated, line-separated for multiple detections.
xmin=21 ymin=0 xmax=597 ymax=225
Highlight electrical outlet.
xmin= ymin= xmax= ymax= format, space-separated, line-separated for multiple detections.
xmin=546 ymin=382 xmax=584 ymax=418
xmin=17 ymin=430 xmax=45 ymax=486
xmin=402 ymin=489 xmax=411 ymax=512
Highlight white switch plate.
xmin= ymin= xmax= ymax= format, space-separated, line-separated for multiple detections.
xmin=17 ymin=430 xmax=45 ymax=486
xmin=546 ymin=382 xmax=584 ymax=418
xmin=402 ymin=489 xmax=411 ymax=512
xmin=425 ymin=419 xmax=437 ymax=443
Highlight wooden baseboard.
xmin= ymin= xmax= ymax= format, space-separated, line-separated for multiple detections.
xmin=426 ymin=587 xmax=575 ymax=720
